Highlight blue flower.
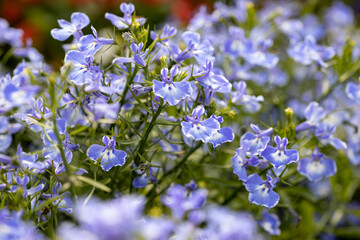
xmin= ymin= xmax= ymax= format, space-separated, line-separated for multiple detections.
xmin=298 ymin=147 xmax=337 ymax=182
xmin=51 ymin=12 xmax=90 ymax=41
xmin=153 ymin=66 xmax=191 ymax=106
xmin=314 ymin=122 xmax=347 ymax=150
xmin=261 ymin=135 xmax=299 ymax=169
xmin=86 ymin=136 xmax=127 ymax=171
xmin=64 ymin=50 xmax=103 ymax=85
xmin=232 ymin=140 xmax=259 ymax=181
xmin=150 ymin=24 xmax=177 ymax=42
xmin=231 ymin=81 xmax=264 ymax=113
xmin=173 ymin=31 xmax=214 ymax=65
xmin=345 ymin=81 xmax=360 ymax=105
xmin=208 ymin=114 xmax=234 ymax=148
xmin=243 ymin=174 xmax=280 ymax=208
xmin=105 ymin=3 xmax=145 ymax=30
xmin=240 ymin=124 xmax=273 ymax=155
xmin=295 ymin=101 xmax=326 ymax=132
xmin=288 ymin=35 xmax=335 ymax=67
xmin=113 ymin=42 xmax=148 ymax=67
xmin=78 ymin=26 xmax=113 ymax=57
xmin=259 ymin=211 xmax=281 ymax=235
xmin=161 ymin=181 xmax=207 ymax=219
xmin=132 ymin=165 xmax=158 ymax=188
xmin=181 ymin=105 xmax=220 ymax=143
xmin=195 ymin=60 xmax=232 ymax=94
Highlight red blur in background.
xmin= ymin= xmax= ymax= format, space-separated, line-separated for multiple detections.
xmin=1 ymin=0 xmax=210 ymax=45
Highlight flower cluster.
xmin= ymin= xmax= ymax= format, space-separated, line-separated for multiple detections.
xmin=0 ymin=0 xmax=360 ymax=239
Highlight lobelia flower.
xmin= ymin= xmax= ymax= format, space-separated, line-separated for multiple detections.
xmin=153 ymin=66 xmax=191 ymax=106
xmin=78 ymin=26 xmax=113 ymax=57
xmin=0 ymin=209 xmax=45 ymax=240
xmin=288 ymin=35 xmax=335 ymax=68
xmin=105 ymin=3 xmax=146 ymax=30
xmin=261 ymin=135 xmax=299 ymax=169
xmin=295 ymin=101 xmax=326 ymax=132
xmin=132 ymin=165 xmax=158 ymax=188
xmin=259 ymin=211 xmax=281 ymax=235
xmin=51 ymin=12 xmax=90 ymax=41
xmin=298 ymin=147 xmax=337 ymax=182
xmin=172 ymin=31 xmax=214 ymax=66
xmin=181 ymin=105 xmax=220 ymax=143
xmin=240 ymin=124 xmax=273 ymax=155
xmin=64 ymin=50 xmax=103 ymax=85
xmin=161 ymin=181 xmax=207 ymax=219
xmin=11 ymin=175 xmax=44 ymax=198
xmin=314 ymin=122 xmax=347 ymax=150
xmin=112 ymin=42 xmax=148 ymax=67
xmin=231 ymin=81 xmax=264 ymax=113
xmin=194 ymin=60 xmax=232 ymax=94
xmin=61 ymin=195 xmax=145 ymax=240
xmin=87 ymin=136 xmax=127 ymax=171
xmin=243 ymin=174 xmax=280 ymax=208
xmin=208 ymin=114 xmax=234 ymax=148
xmin=42 ymin=182 xmax=72 ymax=214
xmin=150 ymin=24 xmax=177 ymax=42
xmin=345 ymin=81 xmax=360 ymax=105
xmin=232 ymin=140 xmax=259 ymax=181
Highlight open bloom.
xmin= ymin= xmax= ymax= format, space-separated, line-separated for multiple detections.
xmin=105 ymin=3 xmax=145 ymax=30
xmin=288 ymin=35 xmax=335 ymax=67
xmin=51 ymin=12 xmax=90 ymax=41
xmin=261 ymin=135 xmax=299 ymax=169
xmin=161 ymin=181 xmax=207 ymax=219
xmin=298 ymin=147 xmax=337 ymax=182
xmin=244 ymin=174 xmax=280 ymax=208
xmin=181 ymin=105 xmax=220 ymax=143
xmin=78 ymin=26 xmax=113 ymax=57
xmin=232 ymin=140 xmax=259 ymax=181
xmin=240 ymin=124 xmax=273 ymax=155
xmin=87 ymin=136 xmax=127 ymax=171
xmin=295 ymin=101 xmax=326 ymax=132
xmin=153 ymin=66 xmax=191 ymax=106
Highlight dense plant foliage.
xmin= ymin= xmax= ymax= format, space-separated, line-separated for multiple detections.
xmin=1 ymin=1 xmax=360 ymax=239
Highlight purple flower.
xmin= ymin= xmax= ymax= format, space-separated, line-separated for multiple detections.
xmin=244 ymin=174 xmax=280 ymax=208
xmin=232 ymin=140 xmax=259 ymax=181
xmin=153 ymin=66 xmax=191 ymax=106
xmin=288 ymin=35 xmax=335 ymax=68
xmin=298 ymin=147 xmax=337 ymax=182
xmin=345 ymin=82 xmax=360 ymax=105
xmin=240 ymin=124 xmax=273 ymax=155
xmin=261 ymin=135 xmax=299 ymax=169
xmin=295 ymin=101 xmax=326 ymax=132
xmin=86 ymin=136 xmax=127 ymax=171
xmin=161 ymin=181 xmax=207 ymax=219
xmin=51 ymin=12 xmax=90 ymax=41
xmin=181 ymin=105 xmax=220 ymax=143
xmin=259 ymin=211 xmax=281 ymax=235
xmin=105 ymin=3 xmax=145 ymax=30
xmin=78 ymin=26 xmax=113 ymax=56
xmin=173 ymin=31 xmax=214 ymax=65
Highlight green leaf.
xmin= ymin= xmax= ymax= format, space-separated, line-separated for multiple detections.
xmin=75 ymin=175 xmax=111 ymax=193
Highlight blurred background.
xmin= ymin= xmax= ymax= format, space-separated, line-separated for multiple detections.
xmin=1 ymin=0 xmax=360 ymax=66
